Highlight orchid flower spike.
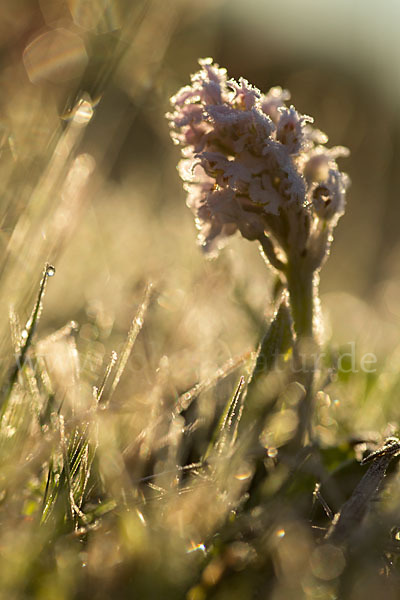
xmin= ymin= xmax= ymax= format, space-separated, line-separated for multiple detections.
xmin=167 ymin=58 xmax=349 ymax=277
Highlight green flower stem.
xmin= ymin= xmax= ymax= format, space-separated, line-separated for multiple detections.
xmin=286 ymin=261 xmax=318 ymax=445
xmin=286 ymin=262 xmax=315 ymax=340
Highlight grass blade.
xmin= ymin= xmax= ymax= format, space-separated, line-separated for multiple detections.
xmin=0 ymin=263 xmax=55 ymax=419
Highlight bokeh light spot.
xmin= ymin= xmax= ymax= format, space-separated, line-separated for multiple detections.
xmin=310 ymin=544 xmax=346 ymax=581
xmin=23 ymin=28 xmax=88 ymax=84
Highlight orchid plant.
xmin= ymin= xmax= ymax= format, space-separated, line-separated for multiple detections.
xmin=167 ymin=58 xmax=349 ymax=442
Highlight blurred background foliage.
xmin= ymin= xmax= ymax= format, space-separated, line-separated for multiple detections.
xmin=1 ymin=1 xmax=400 ymax=598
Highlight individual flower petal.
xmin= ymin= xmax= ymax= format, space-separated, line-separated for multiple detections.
xmin=169 ymin=103 xmax=204 ymax=128
xmin=198 ymin=152 xmax=252 ymax=187
xmin=276 ymin=106 xmax=313 ymax=154
xmin=260 ymin=86 xmax=291 ymax=122
xmin=302 ymin=146 xmax=350 ymax=183
xmin=197 ymin=217 xmax=238 ymax=255
xmin=248 ymin=177 xmax=281 ymax=215
xmin=170 ymin=85 xmax=199 ymax=107
xmin=227 ymin=77 xmax=261 ymax=109
xmin=206 ymin=187 xmax=237 ymax=223
xmin=310 ymin=169 xmax=350 ymax=221
xmin=191 ymin=58 xmax=228 ymax=104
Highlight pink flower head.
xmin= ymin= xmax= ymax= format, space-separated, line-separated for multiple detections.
xmin=167 ymin=59 xmax=349 ymax=267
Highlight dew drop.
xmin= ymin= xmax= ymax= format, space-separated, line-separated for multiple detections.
xmin=5 ymin=425 xmax=16 ymax=438
xmin=46 ymin=265 xmax=55 ymax=277
xmin=187 ymin=541 xmax=206 ymax=554
xmin=234 ymin=468 xmax=252 ymax=481
xmin=136 ymin=509 xmax=146 ymax=526
xmin=79 ymin=551 xmax=88 ymax=568
xmin=73 ymin=100 xmax=94 ymax=125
